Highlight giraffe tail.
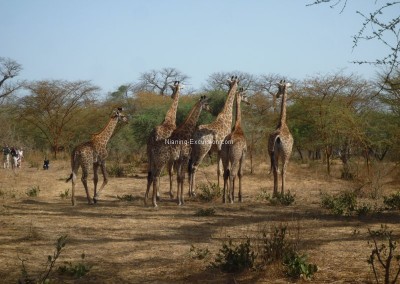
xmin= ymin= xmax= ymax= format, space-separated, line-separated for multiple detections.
xmin=66 ymin=173 xmax=73 ymax=183
xmin=269 ymin=135 xmax=281 ymax=175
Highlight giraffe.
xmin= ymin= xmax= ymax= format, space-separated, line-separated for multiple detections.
xmin=146 ymin=81 xmax=183 ymax=200
xmin=268 ymin=80 xmax=293 ymax=196
xmin=221 ymin=88 xmax=250 ymax=203
xmin=66 ymin=107 xmax=128 ymax=205
xmin=188 ymin=76 xmax=239 ymax=197
xmin=145 ymin=95 xmax=211 ymax=207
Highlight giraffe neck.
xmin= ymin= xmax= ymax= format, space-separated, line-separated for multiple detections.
xmin=216 ymin=82 xmax=238 ymax=126
xmin=278 ymin=88 xmax=287 ymax=128
xmin=163 ymin=89 xmax=180 ymax=127
xmin=92 ymin=116 xmax=119 ymax=148
xmin=233 ymin=92 xmax=242 ymax=130
xmin=175 ymin=101 xmax=203 ymax=138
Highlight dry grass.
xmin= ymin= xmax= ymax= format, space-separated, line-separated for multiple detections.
xmin=0 ymin=158 xmax=399 ymax=283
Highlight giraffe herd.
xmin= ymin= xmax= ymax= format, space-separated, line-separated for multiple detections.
xmin=66 ymin=77 xmax=293 ymax=207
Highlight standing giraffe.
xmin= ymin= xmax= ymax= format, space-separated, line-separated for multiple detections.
xmin=268 ymin=80 xmax=293 ymax=196
xmin=146 ymin=81 xmax=183 ymax=200
xmin=145 ymin=96 xmax=211 ymax=207
xmin=66 ymin=107 xmax=128 ymax=205
xmin=188 ymin=76 xmax=239 ymax=197
xmin=221 ymin=88 xmax=250 ymax=203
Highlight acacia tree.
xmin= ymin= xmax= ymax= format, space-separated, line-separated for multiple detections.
xmin=254 ymin=73 xmax=286 ymax=114
xmin=242 ymin=92 xmax=274 ymax=173
xmin=0 ymin=57 xmax=24 ymax=103
xmin=203 ymin=71 xmax=257 ymax=92
xmin=295 ymin=72 xmax=374 ymax=175
xmin=17 ymin=80 xmax=99 ymax=158
xmin=133 ymin=67 xmax=189 ymax=96
xmin=307 ymin=0 xmax=400 ymax=78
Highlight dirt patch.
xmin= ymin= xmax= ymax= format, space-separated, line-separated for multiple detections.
xmin=0 ymin=160 xmax=399 ymax=283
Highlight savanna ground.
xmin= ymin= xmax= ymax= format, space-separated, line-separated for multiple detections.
xmin=0 ymin=154 xmax=399 ymax=283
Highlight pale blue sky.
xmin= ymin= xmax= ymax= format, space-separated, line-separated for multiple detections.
xmin=1 ymin=0 xmax=392 ymax=93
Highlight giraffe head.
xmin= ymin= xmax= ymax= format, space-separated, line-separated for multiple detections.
xmin=276 ymin=80 xmax=291 ymax=98
xmin=169 ymin=81 xmax=184 ymax=99
xmin=227 ymin=76 xmax=239 ymax=90
xmin=112 ymin=107 xmax=128 ymax=123
xmin=199 ymin=95 xmax=212 ymax=113
xmin=237 ymin=87 xmax=250 ymax=105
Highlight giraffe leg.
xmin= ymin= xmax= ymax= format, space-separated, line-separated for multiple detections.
xmin=169 ymin=161 xmax=174 ymax=199
xmin=223 ymin=169 xmax=229 ymax=203
xmin=145 ymin=171 xmax=152 ymax=205
xmin=151 ymin=166 xmax=162 ymax=207
xmin=176 ymin=161 xmax=184 ymax=206
xmin=93 ymin=161 xmax=108 ymax=203
xmin=281 ymin=160 xmax=288 ymax=195
xmin=238 ymin=173 xmax=242 ymax=202
xmin=217 ymin=151 xmax=222 ymax=187
xmin=230 ymin=156 xmax=241 ymax=203
xmin=152 ymin=174 xmax=159 ymax=208
xmin=272 ymin=152 xmax=279 ymax=197
xmin=69 ymin=151 xmax=80 ymax=206
xmin=189 ymin=164 xmax=198 ymax=197
xmin=93 ymin=162 xmax=99 ymax=201
xmin=71 ymin=172 xmax=77 ymax=206
xmin=229 ymin=174 xmax=236 ymax=203
xmin=81 ymin=166 xmax=93 ymax=205
xmin=156 ymin=178 xmax=161 ymax=201
xmin=238 ymin=154 xmax=245 ymax=203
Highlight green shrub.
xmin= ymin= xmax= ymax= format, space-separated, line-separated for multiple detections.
xmin=269 ymin=191 xmax=296 ymax=206
xmin=116 ymin=194 xmax=138 ymax=202
xmin=189 ymin=245 xmax=210 ymax=260
xmin=26 ymin=186 xmax=40 ymax=197
xmin=367 ymin=224 xmax=400 ymax=284
xmin=321 ymin=191 xmax=356 ymax=216
xmin=195 ymin=208 xmax=216 ymax=217
xmin=256 ymin=187 xmax=271 ymax=201
xmin=197 ymin=183 xmax=221 ymax=202
xmin=284 ymin=252 xmax=318 ymax=280
xmin=261 ymin=225 xmax=295 ymax=264
xmin=60 ymin=189 xmax=70 ymax=200
xmin=107 ymin=164 xmax=125 ymax=177
xmin=212 ymin=237 xmax=256 ymax=273
xmin=19 ymin=235 xmax=68 ymax=284
xmin=355 ymin=203 xmax=372 ymax=216
xmin=383 ymin=191 xmax=400 ymax=210
xmin=58 ymin=253 xmax=91 ymax=278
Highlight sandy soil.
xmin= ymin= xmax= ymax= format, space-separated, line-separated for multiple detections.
xmin=0 ymin=159 xmax=399 ymax=283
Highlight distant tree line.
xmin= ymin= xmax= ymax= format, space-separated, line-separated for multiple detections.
xmin=1 ymin=58 xmax=399 ymax=179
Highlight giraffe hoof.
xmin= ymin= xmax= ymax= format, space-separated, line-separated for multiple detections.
xmin=93 ymin=198 xmax=98 ymax=204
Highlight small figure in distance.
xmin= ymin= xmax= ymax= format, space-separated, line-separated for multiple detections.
xmin=43 ymin=158 xmax=50 ymax=170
